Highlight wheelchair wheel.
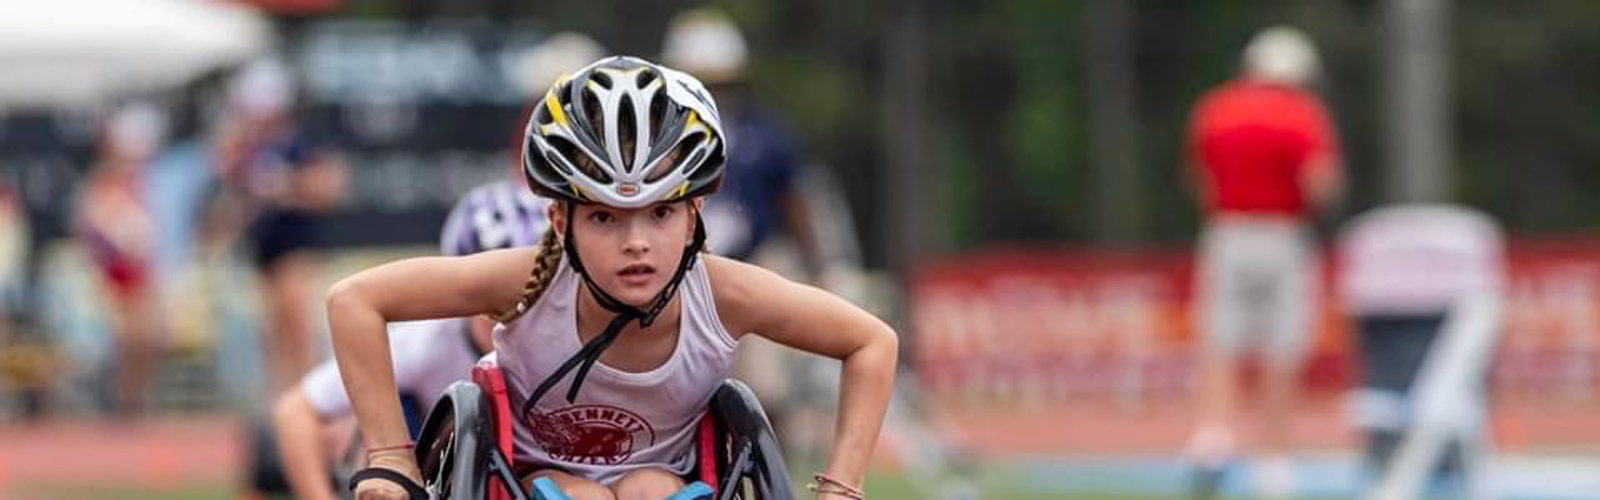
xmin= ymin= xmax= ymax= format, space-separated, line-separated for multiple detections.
xmin=710 ymin=380 xmax=794 ymax=500
xmin=417 ymin=381 xmax=492 ymax=500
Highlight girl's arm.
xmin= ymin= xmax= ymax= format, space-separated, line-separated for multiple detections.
xmin=273 ymin=390 xmax=339 ymax=500
xmin=707 ymin=256 xmax=899 ymax=496
xmin=326 ymin=248 xmax=537 ymax=486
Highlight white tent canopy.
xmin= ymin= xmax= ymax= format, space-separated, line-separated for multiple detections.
xmin=0 ymin=0 xmax=271 ymax=109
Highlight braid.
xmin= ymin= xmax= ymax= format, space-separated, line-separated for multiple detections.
xmin=491 ymin=226 xmax=564 ymax=323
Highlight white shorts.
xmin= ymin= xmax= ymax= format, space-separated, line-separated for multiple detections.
xmin=1194 ymin=218 xmax=1318 ymax=367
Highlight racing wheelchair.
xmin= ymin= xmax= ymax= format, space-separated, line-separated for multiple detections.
xmin=413 ymin=360 xmax=793 ymax=500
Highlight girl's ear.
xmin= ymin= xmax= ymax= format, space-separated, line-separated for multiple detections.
xmin=547 ymin=201 xmax=566 ymax=244
xmin=687 ymin=198 xmax=703 ymax=237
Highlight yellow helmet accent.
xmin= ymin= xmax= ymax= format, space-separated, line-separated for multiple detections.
xmin=670 ymin=181 xmax=690 ymax=200
xmin=544 ymin=84 xmax=569 ymax=127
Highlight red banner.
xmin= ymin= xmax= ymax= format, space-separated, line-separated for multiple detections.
xmin=910 ymin=239 xmax=1600 ymax=404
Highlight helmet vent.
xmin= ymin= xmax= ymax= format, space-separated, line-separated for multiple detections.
xmin=549 ymin=134 xmax=610 ymax=183
xmin=590 ymin=70 xmax=613 ymax=90
xmin=648 ymin=94 xmax=668 ymax=133
xmin=581 ymin=91 xmax=605 ymax=147
xmin=618 ymin=95 xmax=638 ymax=170
xmin=533 ymin=103 xmax=554 ymax=126
xmin=649 ymin=131 xmax=702 ymax=183
xmin=635 ymin=70 xmax=658 ymax=89
xmin=688 ymin=140 xmax=724 ymax=185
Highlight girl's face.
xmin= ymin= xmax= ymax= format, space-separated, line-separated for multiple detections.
xmin=553 ymin=200 xmax=698 ymax=307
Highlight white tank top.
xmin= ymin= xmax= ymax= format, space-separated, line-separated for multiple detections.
xmin=493 ymin=257 xmax=739 ymax=485
xmin=302 ymin=318 xmax=479 ymax=420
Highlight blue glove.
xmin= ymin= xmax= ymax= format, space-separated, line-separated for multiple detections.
xmin=529 ymin=477 xmax=572 ymax=500
xmin=663 ymin=481 xmax=714 ymax=500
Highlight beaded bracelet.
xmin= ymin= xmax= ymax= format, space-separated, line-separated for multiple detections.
xmin=806 ymin=473 xmax=865 ymax=499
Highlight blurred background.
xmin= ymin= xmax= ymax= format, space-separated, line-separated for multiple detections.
xmin=2 ymin=0 xmax=1599 ymax=499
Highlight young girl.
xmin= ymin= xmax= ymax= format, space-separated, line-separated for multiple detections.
xmin=330 ymin=56 xmax=897 ymax=500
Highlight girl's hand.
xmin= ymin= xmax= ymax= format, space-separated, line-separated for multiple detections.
xmin=354 ymin=478 xmax=413 ymax=500
xmin=352 ymin=452 xmax=425 ymax=500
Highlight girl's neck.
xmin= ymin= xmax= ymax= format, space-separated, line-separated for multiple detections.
xmin=573 ymin=283 xmax=682 ymax=341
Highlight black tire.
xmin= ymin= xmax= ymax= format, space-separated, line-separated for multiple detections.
xmin=710 ymin=380 xmax=794 ymax=500
xmin=416 ymin=381 xmax=492 ymax=500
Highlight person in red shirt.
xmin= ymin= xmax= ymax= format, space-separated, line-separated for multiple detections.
xmin=1183 ymin=26 xmax=1344 ymax=499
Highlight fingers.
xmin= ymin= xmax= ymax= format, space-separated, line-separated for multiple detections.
xmin=350 ymin=461 xmax=426 ymax=500
xmin=354 ymin=480 xmax=411 ymax=500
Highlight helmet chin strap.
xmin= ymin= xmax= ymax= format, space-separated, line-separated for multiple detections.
xmin=521 ymin=202 xmax=707 ymax=414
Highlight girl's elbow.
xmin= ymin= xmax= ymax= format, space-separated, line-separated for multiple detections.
xmin=272 ymin=390 xmax=315 ymax=430
xmin=878 ymin=324 xmax=900 ymax=355
xmin=867 ymin=322 xmax=900 ymax=369
xmin=325 ymin=278 xmax=372 ymax=324
xmin=325 ymin=276 xmax=359 ymax=308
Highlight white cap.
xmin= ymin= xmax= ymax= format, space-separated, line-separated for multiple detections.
xmin=227 ymin=57 xmax=295 ymax=119
xmin=513 ymin=32 xmax=607 ymax=97
xmin=661 ymin=7 xmax=747 ymax=84
xmin=1242 ymin=26 xmax=1321 ymax=86
xmin=106 ymin=101 xmax=168 ymax=161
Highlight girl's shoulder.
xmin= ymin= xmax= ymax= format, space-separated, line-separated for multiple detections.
xmin=702 ymin=254 xmax=792 ymax=336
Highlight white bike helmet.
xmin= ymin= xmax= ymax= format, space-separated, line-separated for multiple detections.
xmin=521 ymin=56 xmax=727 ymax=208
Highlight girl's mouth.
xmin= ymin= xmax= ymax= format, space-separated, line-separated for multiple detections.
xmin=617 ymin=263 xmax=657 ymax=285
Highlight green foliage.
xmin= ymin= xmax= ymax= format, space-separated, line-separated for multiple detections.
xmin=1005 ymin=0 xmax=1090 ymax=239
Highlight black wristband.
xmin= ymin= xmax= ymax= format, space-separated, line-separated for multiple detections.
xmin=349 ymin=467 xmax=429 ymax=500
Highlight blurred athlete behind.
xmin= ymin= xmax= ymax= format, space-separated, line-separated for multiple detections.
xmin=213 ymin=58 xmax=348 ymax=393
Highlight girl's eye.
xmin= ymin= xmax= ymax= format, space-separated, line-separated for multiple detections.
xmin=588 ymin=211 xmax=614 ymax=224
xmin=653 ymin=206 xmax=675 ymax=220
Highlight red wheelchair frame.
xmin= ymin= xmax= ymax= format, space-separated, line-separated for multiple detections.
xmin=414 ymin=360 xmax=793 ymax=500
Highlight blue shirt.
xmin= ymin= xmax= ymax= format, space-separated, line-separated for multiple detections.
xmin=703 ymin=104 xmax=803 ymax=259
